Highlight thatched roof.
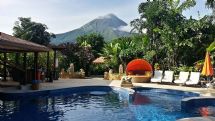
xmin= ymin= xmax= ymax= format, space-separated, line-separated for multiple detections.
xmin=0 ymin=32 xmax=50 ymax=52
xmin=93 ymin=56 xmax=105 ymax=64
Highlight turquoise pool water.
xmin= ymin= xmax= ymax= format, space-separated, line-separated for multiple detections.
xmin=0 ymin=87 xmax=213 ymax=121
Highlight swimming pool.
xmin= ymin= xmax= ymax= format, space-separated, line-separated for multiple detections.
xmin=0 ymin=86 xmax=214 ymax=121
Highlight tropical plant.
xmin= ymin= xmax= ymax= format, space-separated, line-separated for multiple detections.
xmin=206 ymin=0 xmax=215 ymax=8
xmin=59 ymin=43 xmax=94 ymax=76
xmin=13 ymin=17 xmax=55 ymax=45
xmin=101 ymin=42 xmax=120 ymax=70
xmin=207 ymin=41 xmax=215 ymax=52
xmin=131 ymin=0 xmax=215 ymax=69
xmin=206 ymin=0 xmax=215 ymax=25
xmin=76 ymin=33 xmax=105 ymax=58
xmin=101 ymin=35 xmax=149 ymax=71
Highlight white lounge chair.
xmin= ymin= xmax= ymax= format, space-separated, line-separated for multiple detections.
xmin=151 ymin=70 xmax=163 ymax=83
xmin=161 ymin=71 xmax=174 ymax=83
xmin=174 ymin=72 xmax=189 ymax=84
xmin=185 ymin=72 xmax=200 ymax=85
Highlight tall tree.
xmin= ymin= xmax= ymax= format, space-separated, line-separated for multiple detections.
xmin=131 ymin=0 xmax=199 ymax=68
xmin=13 ymin=17 xmax=55 ymax=45
xmin=206 ymin=0 xmax=215 ymax=8
xmin=60 ymin=43 xmax=94 ymax=76
xmin=76 ymin=33 xmax=105 ymax=58
xmin=206 ymin=0 xmax=215 ymax=23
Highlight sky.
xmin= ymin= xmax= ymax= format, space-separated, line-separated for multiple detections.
xmin=0 ymin=0 xmax=212 ymax=35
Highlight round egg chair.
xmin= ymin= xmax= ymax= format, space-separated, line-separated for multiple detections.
xmin=126 ymin=59 xmax=153 ymax=83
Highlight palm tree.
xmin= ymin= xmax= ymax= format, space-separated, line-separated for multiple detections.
xmin=207 ymin=41 xmax=215 ymax=52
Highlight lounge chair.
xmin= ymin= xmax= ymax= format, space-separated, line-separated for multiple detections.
xmin=185 ymin=72 xmax=200 ymax=85
xmin=161 ymin=71 xmax=174 ymax=83
xmin=151 ymin=70 xmax=163 ymax=83
xmin=174 ymin=72 xmax=189 ymax=84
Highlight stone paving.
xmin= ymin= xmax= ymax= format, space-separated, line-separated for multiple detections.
xmin=39 ymin=78 xmax=215 ymax=96
xmin=0 ymin=77 xmax=215 ymax=96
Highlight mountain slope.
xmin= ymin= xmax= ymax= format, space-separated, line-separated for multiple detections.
xmin=51 ymin=14 xmax=131 ymax=45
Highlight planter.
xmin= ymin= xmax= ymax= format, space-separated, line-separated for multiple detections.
xmin=31 ymin=83 xmax=39 ymax=90
xmin=31 ymin=80 xmax=40 ymax=90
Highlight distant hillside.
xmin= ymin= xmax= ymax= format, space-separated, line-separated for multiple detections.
xmin=51 ymin=14 xmax=131 ymax=45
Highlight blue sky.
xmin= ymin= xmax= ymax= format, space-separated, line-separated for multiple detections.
xmin=0 ymin=0 xmax=212 ymax=34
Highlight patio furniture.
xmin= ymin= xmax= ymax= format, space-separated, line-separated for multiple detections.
xmin=126 ymin=59 xmax=153 ymax=83
xmin=128 ymin=74 xmax=152 ymax=83
xmin=174 ymin=71 xmax=189 ymax=84
xmin=151 ymin=70 xmax=163 ymax=83
xmin=185 ymin=72 xmax=200 ymax=85
xmin=161 ymin=71 xmax=174 ymax=83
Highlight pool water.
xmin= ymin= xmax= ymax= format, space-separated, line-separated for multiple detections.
xmin=0 ymin=87 xmax=214 ymax=121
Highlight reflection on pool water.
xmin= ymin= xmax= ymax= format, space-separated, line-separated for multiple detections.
xmin=0 ymin=87 xmax=214 ymax=121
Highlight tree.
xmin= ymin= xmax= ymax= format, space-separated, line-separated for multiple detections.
xmin=60 ymin=43 xmax=94 ymax=76
xmin=130 ymin=0 xmax=200 ymax=68
xmin=206 ymin=0 xmax=215 ymax=24
xmin=13 ymin=17 xmax=55 ymax=46
xmin=206 ymin=0 xmax=215 ymax=8
xmin=76 ymin=33 xmax=105 ymax=58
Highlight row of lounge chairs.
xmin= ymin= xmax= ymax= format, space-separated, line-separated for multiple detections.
xmin=151 ymin=70 xmax=201 ymax=86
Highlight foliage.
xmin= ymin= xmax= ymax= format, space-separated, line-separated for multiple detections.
xmin=171 ymin=65 xmax=197 ymax=75
xmin=101 ymin=42 xmax=120 ymax=70
xmin=206 ymin=0 xmax=215 ymax=8
xmin=59 ymin=43 xmax=94 ymax=76
xmin=207 ymin=41 xmax=215 ymax=52
xmin=90 ymin=64 xmax=108 ymax=75
xmin=9 ymin=1 xmax=215 ymax=76
xmin=13 ymin=17 xmax=55 ymax=45
xmin=76 ymin=33 xmax=105 ymax=58
xmin=0 ymin=51 xmax=63 ymax=73
xmin=101 ymin=35 xmax=148 ymax=71
xmin=130 ymin=0 xmax=215 ymax=70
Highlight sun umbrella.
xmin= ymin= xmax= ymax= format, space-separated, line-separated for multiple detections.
xmin=201 ymin=52 xmax=214 ymax=87
xmin=201 ymin=52 xmax=213 ymax=76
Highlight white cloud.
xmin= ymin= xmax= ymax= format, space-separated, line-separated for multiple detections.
xmin=117 ymin=25 xmax=132 ymax=32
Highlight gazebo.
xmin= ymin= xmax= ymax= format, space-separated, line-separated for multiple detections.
xmin=0 ymin=32 xmax=51 ymax=86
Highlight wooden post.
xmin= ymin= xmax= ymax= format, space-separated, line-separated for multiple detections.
xmin=15 ymin=53 xmax=19 ymax=65
xmin=46 ymin=52 xmax=50 ymax=75
xmin=23 ymin=53 xmax=27 ymax=85
xmin=53 ymin=50 xmax=57 ymax=80
xmin=3 ymin=52 xmax=7 ymax=81
xmin=46 ymin=52 xmax=50 ymax=80
xmin=34 ymin=52 xmax=38 ymax=80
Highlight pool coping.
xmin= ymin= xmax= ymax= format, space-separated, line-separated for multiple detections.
xmin=1 ymin=78 xmax=215 ymax=96
xmin=177 ymin=116 xmax=215 ymax=121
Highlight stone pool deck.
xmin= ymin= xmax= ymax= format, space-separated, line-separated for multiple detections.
xmin=0 ymin=77 xmax=215 ymax=96
xmin=39 ymin=78 xmax=215 ymax=96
